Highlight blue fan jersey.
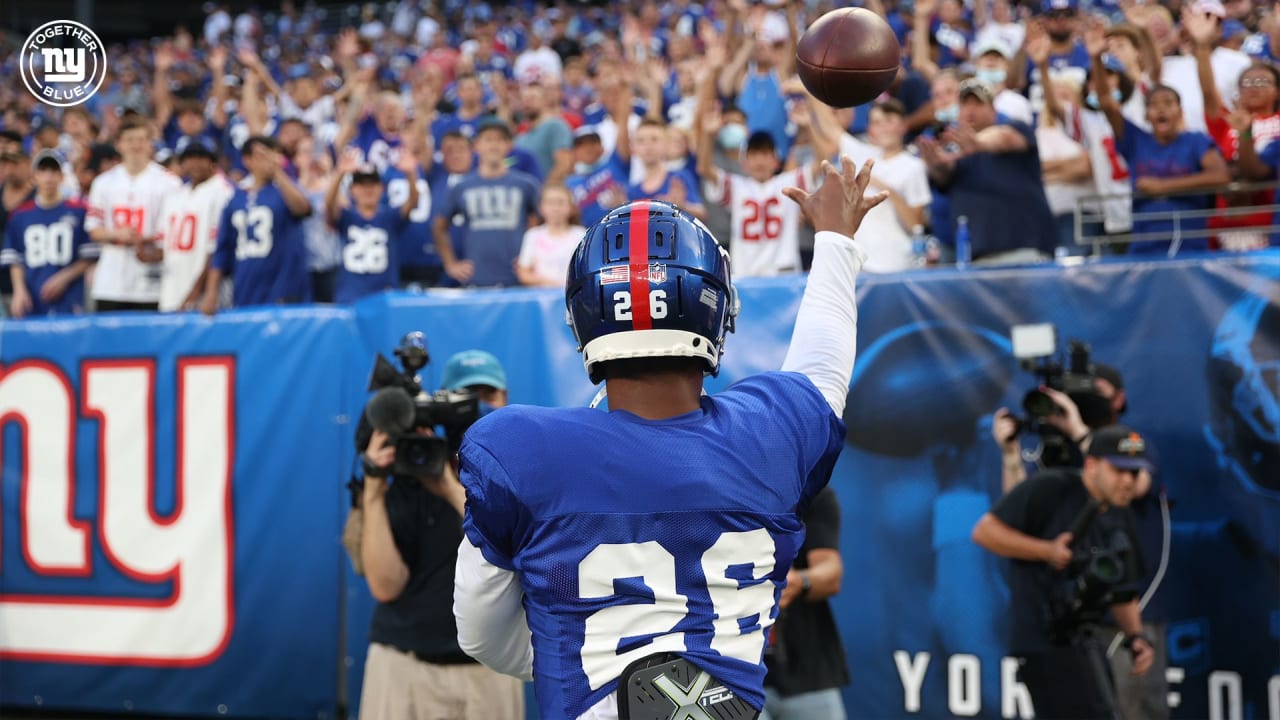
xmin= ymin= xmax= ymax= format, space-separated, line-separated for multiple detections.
xmin=212 ymin=183 xmax=310 ymax=306
xmin=382 ymin=166 xmax=438 ymax=270
xmin=459 ymin=372 xmax=846 ymax=719
xmin=567 ymin=151 xmax=630 ymax=227
xmin=354 ymin=116 xmax=403 ymax=174
xmin=1 ymin=199 xmax=97 ymax=316
xmin=333 ymin=205 xmax=406 ymax=303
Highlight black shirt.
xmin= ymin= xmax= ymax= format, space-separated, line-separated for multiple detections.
xmin=991 ymin=469 xmax=1145 ymax=653
xmin=368 ymin=477 xmax=473 ymax=663
xmin=764 ymin=487 xmax=850 ymax=696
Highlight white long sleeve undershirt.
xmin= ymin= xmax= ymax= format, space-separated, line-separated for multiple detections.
xmin=453 ymin=538 xmax=534 ymax=680
xmin=780 ymin=230 xmax=865 ymax=417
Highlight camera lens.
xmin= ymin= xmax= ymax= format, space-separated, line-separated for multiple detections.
xmin=1023 ymin=390 xmax=1056 ymax=418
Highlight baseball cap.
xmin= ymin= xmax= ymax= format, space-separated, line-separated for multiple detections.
xmin=1223 ymin=19 xmax=1247 ymax=40
xmin=1039 ymin=0 xmax=1079 ymax=13
xmin=177 ymin=136 xmax=219 ymax=160
xmin=573 ymin=124 xmax=602 ymax=143
xmin=1087 ymin=425 xmax=1155 ymax=472
xmin=973 ymin=37 xmax=1013 ymax=60
xmin=442 ymin=350 xmax=507 ymax=391
xmin=959 ymin=77 xmax=996 ymax=103
xmin=32 ymin=149 xmax=63 ymax=172
xmin=1192 ymin=0 xmax=1226 ymax=17
xmin=475 ymin=115 xmax=514 ymax=139
xmin=350 ymin=163 xmax=382 ymax=183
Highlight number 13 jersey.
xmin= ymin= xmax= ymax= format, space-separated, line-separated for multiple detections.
xmin=458 ymin=371 xmax=845 ymax=718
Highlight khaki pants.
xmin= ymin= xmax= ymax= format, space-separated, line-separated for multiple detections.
xmin=359 ymin=642 xmax=525 ymax=720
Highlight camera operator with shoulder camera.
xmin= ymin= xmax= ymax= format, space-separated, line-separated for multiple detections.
xmin=993 ymin=333 xmax=1172 ymax=720
xmin=349 ymin=337 xmax=523 ymax=720
xmin=972 ymin=425 xmax=1156 ymax=720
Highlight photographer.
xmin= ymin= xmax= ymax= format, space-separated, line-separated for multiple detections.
xmin=353 ymin=348 xmax=522 ymax=720
xmin=972 ymin=425 xmax=1156 ymax=720
xmin=993 ymin=363 xmax=1127 ymax=493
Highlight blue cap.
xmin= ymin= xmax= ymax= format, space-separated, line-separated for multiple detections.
xmin=1223 ymin=19 xmax=1247 ymax=41
xmin=1040 ymin=0 xmax=1078 ymax=13
xmin=442 ymin=350 xmax=507 ymax=391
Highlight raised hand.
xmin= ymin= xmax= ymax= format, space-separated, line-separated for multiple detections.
xmin=207 ymin=45 xmax=228 ymax=74
xmin=1083 ymin=16 xmax=1108 ymax=58
xmin=1024 ymin=21 xmax=1051 ymax=66
xmin=154 ymin=43 xmax=175 ymax=73
xmin=395 ymin=147 xmax=418 ymax=174
xmin=337 ymin=148 xmax=362 ymax=174
xmin=1182 ymin=6 xmax=1220 ymax=48
xmin=337 ymin=28 xmax=360 ymax=60
xmin=1227 ymin=106 xmax=1254 ymax=135
xmin=782 ymin=156 xmax=889 ymax=238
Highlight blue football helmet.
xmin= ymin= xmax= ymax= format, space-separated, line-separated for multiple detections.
xmin=566 ymin=200 xmax=739 ymax=384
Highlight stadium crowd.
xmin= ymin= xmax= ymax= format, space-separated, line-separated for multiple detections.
xmin=1 ymin=0 xmax=1279 ymax=316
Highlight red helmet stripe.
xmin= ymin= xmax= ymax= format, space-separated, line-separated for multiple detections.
xmin=627 ymin=201 xmax=653 ymax=331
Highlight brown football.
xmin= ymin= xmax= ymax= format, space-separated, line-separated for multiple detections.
xmin=796 ymin=8 xmax=901 ymax=108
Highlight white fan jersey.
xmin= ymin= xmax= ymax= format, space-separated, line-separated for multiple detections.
xmin=704 ymin=168 xmax=805 ymax=278
xmin=85 ymin=162 xmax=184 ymax=303
xmin=157 ymin=174 xmax=236 ymax=311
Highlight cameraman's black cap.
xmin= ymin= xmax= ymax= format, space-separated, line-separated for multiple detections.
xmin=1094 ymin=363 xmax=1124 ymax=390
xmin=1087 ymin=425 xmax=1154 ymax=472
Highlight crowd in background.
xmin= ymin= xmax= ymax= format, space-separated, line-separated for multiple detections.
xmin=1 ymin=0 xmax=1279 ymax=318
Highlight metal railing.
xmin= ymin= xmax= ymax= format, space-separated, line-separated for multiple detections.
xmin=1071 ymin=180 xmax=1280 ymax=258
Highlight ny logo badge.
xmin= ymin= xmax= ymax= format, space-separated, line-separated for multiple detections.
xmin=41 ymin=47 xmax=85 ymax=82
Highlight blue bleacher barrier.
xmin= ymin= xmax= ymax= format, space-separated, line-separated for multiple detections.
xmin=2 ymin=252 xmax=1278 ymax=720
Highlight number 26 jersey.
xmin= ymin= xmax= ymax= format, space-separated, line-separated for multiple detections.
xmin=458 ymin=371 xmax=846 ymax=718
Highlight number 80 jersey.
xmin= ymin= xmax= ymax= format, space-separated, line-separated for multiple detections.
xmin=458 ymin=371 xmax=845 ymax=719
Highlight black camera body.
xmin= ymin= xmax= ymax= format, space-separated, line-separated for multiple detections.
xmin=361 ymin=333 xmax=482 ymax=478
xmin=1010 ymin=335 xmax=1110 ymax=467
xmin=1050 ymin=533 xmax=1137 ymax=643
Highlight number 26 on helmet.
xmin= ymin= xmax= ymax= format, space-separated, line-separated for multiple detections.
xmin=565 ymin=200 xmax=741 ymax=384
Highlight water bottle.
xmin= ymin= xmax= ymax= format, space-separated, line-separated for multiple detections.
xmin=910 ymin=225 xmax=928 ymax=267
xmin=955 ymin=215 xmax=972 ymax=269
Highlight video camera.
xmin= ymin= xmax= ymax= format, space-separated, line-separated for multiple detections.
xmin=1049 ymin=500 xmax=1139 ymax=642
xmin=360 ymin=332 xmax=481 ymax=478
xmin=1008 ymin=324 xmax=1111 ymax=467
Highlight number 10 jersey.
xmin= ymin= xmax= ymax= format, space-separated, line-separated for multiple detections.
xmin=458 ymin=371 xmax=846 ymax=718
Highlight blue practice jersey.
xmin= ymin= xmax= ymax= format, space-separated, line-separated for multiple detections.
xmin=439 ymin=171 xmax=540 ymax=287
xmin=458 ymin=372 xmax=846 ymax=719
xmin=383 ymin=166 xmax=438 ymax=270
xmin=1 ymin=199 xmax=97 ymax=316
xmin=212 ymin=182 xmax=310 ymax=306
xmin=567 ymin=151 xmax=630 ymax=227
xmin=333 ymin=205 xmax=406 ymax=303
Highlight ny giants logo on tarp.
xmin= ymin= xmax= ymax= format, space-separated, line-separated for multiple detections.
xmin=0 ymin=357 xmax=235 ymax=665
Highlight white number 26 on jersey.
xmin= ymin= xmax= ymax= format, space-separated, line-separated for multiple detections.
xmin=612 ymin=289 xmax=669 ymax=321
xmin=578 ymin=529 xmax=777 ymax=690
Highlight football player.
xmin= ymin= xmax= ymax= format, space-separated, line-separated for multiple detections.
xmin=442 ymin=156 xmax=885 ymax=719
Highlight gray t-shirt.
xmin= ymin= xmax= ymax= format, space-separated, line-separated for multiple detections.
xmin=515 ymin=116 xmax=572 ymax=179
